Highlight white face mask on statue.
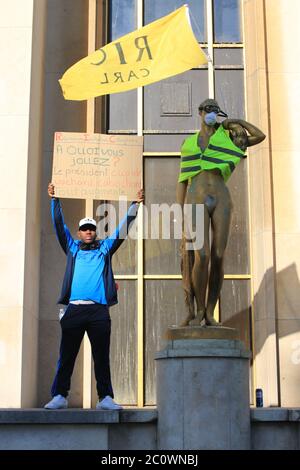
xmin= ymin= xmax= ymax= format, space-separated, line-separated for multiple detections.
xmin=204 ymin=112 xmax=217 ymax=126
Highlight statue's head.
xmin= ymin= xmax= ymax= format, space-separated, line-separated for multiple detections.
xmin=198 ymin=98 xmax=220 ymax=114
xmin=198 ymin=99 xmax=228 ymax=127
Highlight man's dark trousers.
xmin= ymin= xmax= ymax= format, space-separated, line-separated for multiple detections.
xmin=51 ymin=303 xmax=113 ymax=399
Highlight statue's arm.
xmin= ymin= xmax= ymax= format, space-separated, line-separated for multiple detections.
xmin=223 ymin=119 xmax=266 ymax=147
xmin=176 ymin=180 xmax=188 ymax=209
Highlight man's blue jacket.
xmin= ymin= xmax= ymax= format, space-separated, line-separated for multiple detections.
xmin=51 ymin=198 xmax=139 ymax=306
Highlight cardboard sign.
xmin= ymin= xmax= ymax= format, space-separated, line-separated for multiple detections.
xmin=52 ymin=132 xmax=143 ymax=200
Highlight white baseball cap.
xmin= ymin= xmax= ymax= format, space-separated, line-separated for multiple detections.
xmin=78 ymin=217 xmax=97 ymax=230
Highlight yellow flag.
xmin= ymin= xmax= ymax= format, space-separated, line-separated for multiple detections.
xmin=59 ymin=5 xmax=207 ymax=100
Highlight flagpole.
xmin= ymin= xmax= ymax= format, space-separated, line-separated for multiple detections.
xmin=137 ymin=0 xmax=145 ymax=410
xmin=83 ymin=0 xmax=97 ymax=410
xmin=206 ymin=0 xmax=215 ymax=99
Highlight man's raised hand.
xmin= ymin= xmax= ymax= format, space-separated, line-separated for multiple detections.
xmin=48 ymin=182 xmax=55 ymax=198
xmin=136 ymin=189 xmax=144 ymax=204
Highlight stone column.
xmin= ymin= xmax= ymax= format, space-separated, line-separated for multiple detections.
xmin=244 ymin=0 xmax=300 ymax=407
xmin=243 ymin=0 xmax=279 ymax=407
xmin=0 ymin=0 xmax=46 ymax=407
xmin=156 ymin=327 xmax=251 ymax=450
xmin=263 ymin=0 xmax=300 ymax=407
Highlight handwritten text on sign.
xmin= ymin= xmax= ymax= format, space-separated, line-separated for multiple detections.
xmin=52 ymin=132 xmax=143 ymax=200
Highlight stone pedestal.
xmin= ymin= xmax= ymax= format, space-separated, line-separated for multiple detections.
xmin=155 ymin=327 xmax=251 ymax=450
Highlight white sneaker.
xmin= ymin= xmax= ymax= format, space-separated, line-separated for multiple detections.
xmin=44 ymin=394 xmax=68 ymax=409
xmin=96 ymin=395 xmax=123 ymax=410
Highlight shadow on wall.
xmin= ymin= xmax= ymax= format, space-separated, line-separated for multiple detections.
xmin=220 ymin=263 xmax=300 ymax=405
xmin=221 ymin=264 xmax=300 ymax=352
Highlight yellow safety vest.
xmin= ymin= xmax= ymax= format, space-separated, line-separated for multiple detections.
xmin=178 ymin=125 xmax=245 ymax=183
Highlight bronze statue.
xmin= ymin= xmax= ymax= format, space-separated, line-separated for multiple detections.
xmin=177 ymin=99 xmax=266 ymax=327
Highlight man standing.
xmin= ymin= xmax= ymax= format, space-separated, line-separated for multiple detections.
xmin=44 ymin=183 xmax=144 ymax=410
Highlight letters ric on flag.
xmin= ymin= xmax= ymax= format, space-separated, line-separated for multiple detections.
xmin=91 ymin=35 xmax=152 ymax=85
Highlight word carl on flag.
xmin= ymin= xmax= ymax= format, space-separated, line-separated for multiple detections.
xmin=59 ymin=5 xmax=207 ymax=100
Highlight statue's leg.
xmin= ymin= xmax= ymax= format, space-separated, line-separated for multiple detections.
xmin=180 ymin=239 xmax=196 ymax=327
xmin=188 ymin=206 xmax=210 ymax=326
xmin=205 ymin=196 xmax=233 ymax=326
